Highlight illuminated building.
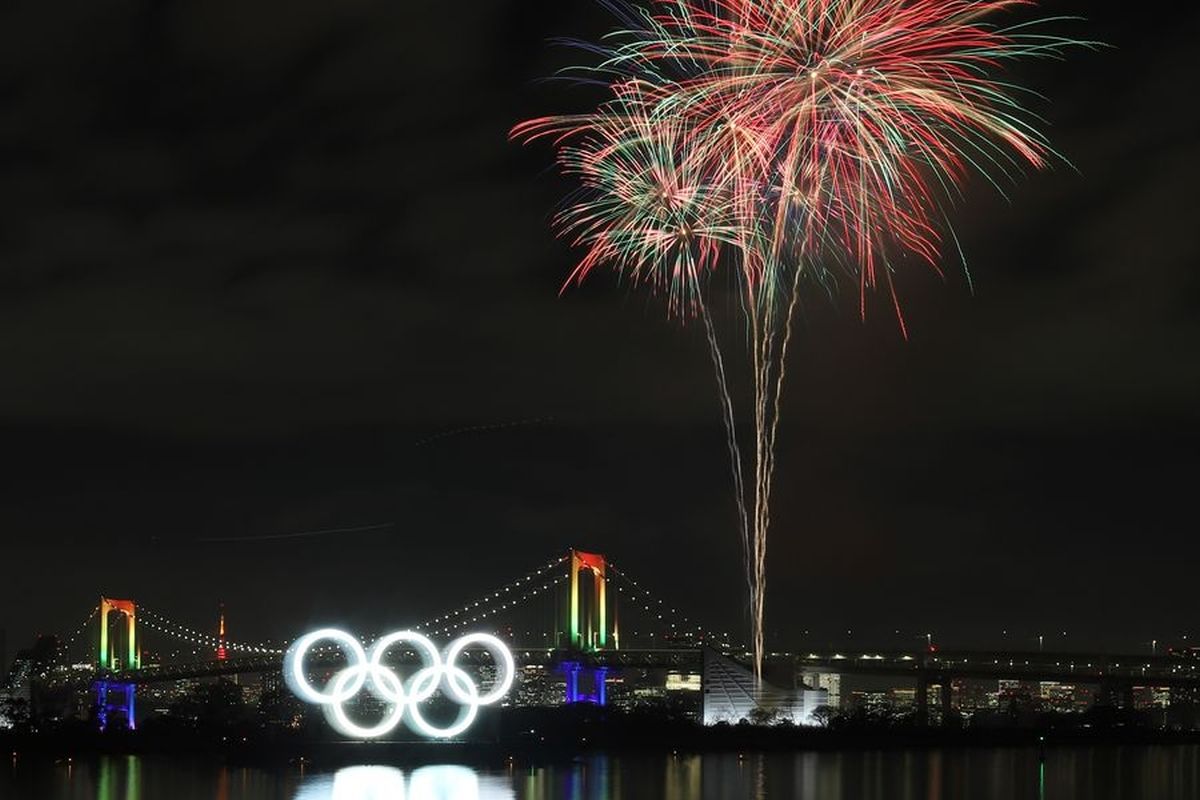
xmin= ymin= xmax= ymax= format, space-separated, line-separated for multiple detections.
xmin=666 ymin=671 xmax=702 ymax=693
xmin=1072 ymin=685 xmax=1098 ymax=712
xmin=633 ymin=685 xmax=667 ymax=702
xmin=1040 ymin=681 xmax=1075 ymax=712
xmin=1132 ymin=686 xmax=1171 ymax=710
xmin=808 ymin=672 xmax=841 ymax=708
xmin=998 ymin=679 xmax=1037 ymax=706
xmin=952 ymin=680 xmax=997 ymax=711
xmin=849 ymin=691 xmax=892 ymax=713
xmin=515 ymin=664 xmax=565 ymax=707
xmin=702 ymin=649 xmax=825 ymax=725
xmin=611 ymin=671 xmax=697 ymax=712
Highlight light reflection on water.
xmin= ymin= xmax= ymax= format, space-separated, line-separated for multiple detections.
xmin=294 ymin=765 xmax=514 ymax=800
xmin=4 ymin=746 xmax=1200 ymax=799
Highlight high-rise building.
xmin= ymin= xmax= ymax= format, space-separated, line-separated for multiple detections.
xmin=808 ymin=672 xmax=841 ymax=708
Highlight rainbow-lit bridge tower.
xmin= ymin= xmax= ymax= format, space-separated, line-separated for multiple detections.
xmin=563 ymin=549 xmax=617 ymax=704
xmin=95 ymin=596 xmax=139 ymax=731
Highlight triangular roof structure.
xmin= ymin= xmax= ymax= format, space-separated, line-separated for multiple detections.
xmin=702 ymin=648 xmax=826 ymax=725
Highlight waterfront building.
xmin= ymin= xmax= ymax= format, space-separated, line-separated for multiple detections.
xmin=1040 ymin=682 xmax=1076 ymax=712
xmin=702 ymin=649 xmax=825 ymax=725
xmin=808 ymin=672 xmax=841 ymax=708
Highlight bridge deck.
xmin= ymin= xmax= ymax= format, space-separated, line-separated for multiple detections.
xmin=60 ymin=647 xmax=1200 ymax=689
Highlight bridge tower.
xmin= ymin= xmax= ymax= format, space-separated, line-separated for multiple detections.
xmin=95 ymin=681 xmax=136 ymax=732
xmin=98 ymin=597 xmax=139 ymax=670
xmin=96 ymin=596 xmax=139 ymax=731
xmin=569 ymin=549 xmax=615 ymax=651
xmin=563 ymin=549 xmax=617 ymax=706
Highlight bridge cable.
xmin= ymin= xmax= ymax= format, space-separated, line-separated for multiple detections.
xmin=607 ymin=562 xmax=736 ymax=648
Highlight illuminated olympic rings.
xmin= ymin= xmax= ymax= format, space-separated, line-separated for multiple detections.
xmin=283 ymin=628 xmax=515 ymax=739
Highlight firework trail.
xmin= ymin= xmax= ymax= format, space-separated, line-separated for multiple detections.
xmin=514 ymin=0 xmax=1086 ymax=677
xmin=700 ymin=301 xmax=752 ymax=600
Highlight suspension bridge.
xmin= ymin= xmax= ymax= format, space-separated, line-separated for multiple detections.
xmin=24 ymin=547 xmax=1200 ymax=732
xmin=46 ymin=549 xmax=731 ymax=730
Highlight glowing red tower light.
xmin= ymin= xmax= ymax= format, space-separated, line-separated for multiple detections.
xmin=216 ymin=603 xmax=228 ymax=661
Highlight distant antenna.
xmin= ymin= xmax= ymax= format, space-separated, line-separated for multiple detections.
xmin=216 ymin=603 xmax=228 ymax=662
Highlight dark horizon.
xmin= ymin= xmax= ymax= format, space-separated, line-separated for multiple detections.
xmin=1 ymin=0 xmax=1197 ymax=660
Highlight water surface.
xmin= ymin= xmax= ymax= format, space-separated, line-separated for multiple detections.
xmin=3 ymin=747 xmax=1200 ymax=799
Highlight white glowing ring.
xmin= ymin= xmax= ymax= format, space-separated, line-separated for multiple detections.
xmin=283 ymin=628 xmax=514 ymax=740
xmin=285 ymin=628 xmax=368 ymax=704
xmin=368 ymin=630 xmax=442 ymax=704
xmin=406 ymin=666 xmax=479 ymax=738
xmin=323 ymin=663 xmax=407 ymax=739
xmin=443 ymin=633 xmax=515 ymax=705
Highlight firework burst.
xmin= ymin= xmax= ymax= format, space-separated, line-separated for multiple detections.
xmin=514 ymin=0 xmax=1085 ymax=678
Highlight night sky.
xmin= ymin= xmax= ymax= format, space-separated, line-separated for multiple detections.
xmin=0 ymin=0 xmax=1196 ymax=658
